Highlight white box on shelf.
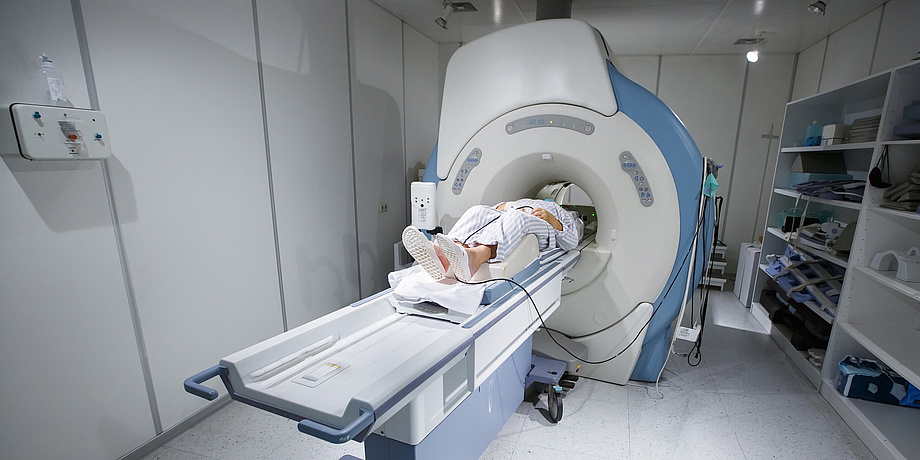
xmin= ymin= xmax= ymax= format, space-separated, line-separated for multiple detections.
xmin=821 ymin=124 xmax=850 ymax=145
xmin=734 ymin=242 xmax=761 ymax=307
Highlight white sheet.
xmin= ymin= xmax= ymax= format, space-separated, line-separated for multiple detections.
xmin=389 ymin=265 xmax=487 ymax=316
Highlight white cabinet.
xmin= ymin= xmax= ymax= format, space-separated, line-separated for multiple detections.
xmin=755 ymin=61 xmax=920 ymax=460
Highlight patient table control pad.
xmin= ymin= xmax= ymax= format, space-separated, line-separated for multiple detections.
xmin=452 ymin=148 xmax=482 ymax=195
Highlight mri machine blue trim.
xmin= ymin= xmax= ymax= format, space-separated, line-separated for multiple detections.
xmin=422 ymin=142 xmax=441 ymax=184
xmin=606 ymin=62 xmax=707 ymax=381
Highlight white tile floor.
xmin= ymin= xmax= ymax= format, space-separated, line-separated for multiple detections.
xmin=144 ymin=291 xmax=875 ymax=460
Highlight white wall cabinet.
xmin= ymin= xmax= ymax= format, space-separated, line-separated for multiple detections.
xmin=754 ymin=61 xmax=920 ymax=460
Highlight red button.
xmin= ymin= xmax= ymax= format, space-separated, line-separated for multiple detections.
xmin=68 ymin=134 xmax=78 ymax=140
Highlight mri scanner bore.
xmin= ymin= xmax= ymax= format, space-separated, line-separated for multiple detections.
xmin=185 ymin=18 xmax=713 ymax=460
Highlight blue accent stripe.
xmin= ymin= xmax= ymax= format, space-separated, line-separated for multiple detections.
xmin=471 ymin=263 xmax=564 ymax=339
xmin=422 ymin=142 xmax=441 ymax=183
xmin=539 ymin=248 xmax=564 ymax=263
xmin=463 ymin=261 xmax=565 ymax=334
xmin=607 ymin=62 xmax=705 ymax=381
xmin=482 ymin=258 xmax=542 ymax=304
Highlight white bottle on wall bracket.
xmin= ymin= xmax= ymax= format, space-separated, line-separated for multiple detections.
xmin=39 ymin=54 xmax=72 ymax=107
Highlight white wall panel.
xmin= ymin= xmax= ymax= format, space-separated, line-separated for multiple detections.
xmin=348 ymin=0 xmax=406 ymax=295
xmin=722 ymin=55 xmax=795 ymax=272
xmin=82 ymin=0 xmax=283 ymax=428
xmin=0 ymin=2 xmax=90 ymax=153
xmin=0 ymin=1 xmax=154 ymax=458
xmin=403 ymin=25 xmax=440 ymax=199
xmin=616 ymin=55 xmax=660 ymax=95
xmin=257 ymin=0 xmax=359 ymax=328
xmin=658 ymin=55 xmax=746 ymax=205
xmin=792 ymin=39 xmax=826 ymax=101
xmin=873 ymin=0 xmax=920 ymax=74
xmin=0 ymin=164 xmax=156 ymax=460
xmin=819 ymin=7 xmax=882 ymax=93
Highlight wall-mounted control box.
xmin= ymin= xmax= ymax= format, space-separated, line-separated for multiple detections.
xmin=9 ymin=103 xmax=112 ymax=160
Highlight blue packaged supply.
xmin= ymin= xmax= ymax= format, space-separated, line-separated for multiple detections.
xmin=836 ymin=355 xmax=920 ymax=408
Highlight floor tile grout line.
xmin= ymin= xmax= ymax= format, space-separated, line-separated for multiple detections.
xmin=261 ymin=429 xmax=300 ymax=460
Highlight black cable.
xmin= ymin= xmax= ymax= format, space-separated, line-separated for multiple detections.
xmin=687 ymin=195 xmax=715 ymax=367
xmin=454 ymin=275 xmax=648 ymax=365
xmin=713 ymin=195 xmax=725 ymax=246
xmin=460 ymin=205 xmax=533 ymax=246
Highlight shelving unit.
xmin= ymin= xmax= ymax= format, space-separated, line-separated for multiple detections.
xmin=753 ymin=61 xmax=920 ymax=460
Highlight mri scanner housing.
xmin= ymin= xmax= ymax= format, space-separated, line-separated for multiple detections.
xmin=424 ymin=18 xmax=709 ymax=383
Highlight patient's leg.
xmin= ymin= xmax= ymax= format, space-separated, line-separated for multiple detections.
xmin=436 ymin=234 xmax=495 ymax=282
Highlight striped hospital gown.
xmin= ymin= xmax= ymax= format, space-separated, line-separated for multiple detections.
xmin=446 ymin=198 xmax=580 ymax=262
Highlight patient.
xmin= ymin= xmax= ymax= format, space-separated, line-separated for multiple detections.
xmin=402 ymin=199 xmax=579 ymax=282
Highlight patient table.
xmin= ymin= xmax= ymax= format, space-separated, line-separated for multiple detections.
xmin=187 ymin=247 xmax=578 ymax=457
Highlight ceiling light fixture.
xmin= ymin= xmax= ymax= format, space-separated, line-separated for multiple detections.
xmin=735 ymin=35 xmax=765 ymax=63
xmin=435 ymin=4 xmax=454 ymax=29
xmin=746 ymin=50 xmax=760 ymax=63
xmin=435 ymin=2 xmax=478 ymax=30
xmin=808 ymin=1 xmax=826 ymax=16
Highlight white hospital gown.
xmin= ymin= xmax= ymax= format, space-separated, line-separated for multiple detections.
xmin=446 ymin=199 xmax=580 ymax=262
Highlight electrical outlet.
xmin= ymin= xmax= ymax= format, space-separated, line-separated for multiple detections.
xmin=379 ymin=203 xmax=388 ymax=213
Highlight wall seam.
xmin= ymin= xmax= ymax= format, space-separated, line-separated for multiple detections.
xmin=251 ymin=0 xmax=288 ymax=332
xmin=719 ymin=60 xmax=751 ymax=245
xmin=868 ymin=3 xmax=885 ymax=74
xmin=817 ymin=39 xmax=829 ymax=93
xmin=345 ymin=0 xmax=364 ymax=298
xmin=402 ymin=23 xmax=409 ymax=225
xmin=70 ymin=0 xmax=163 ymax=434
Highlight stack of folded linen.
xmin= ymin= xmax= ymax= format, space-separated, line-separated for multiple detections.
xmin=792 ymin=179 xmax=865 ymax=202
xmin=881 ymin=172 xmax=920 ymax=212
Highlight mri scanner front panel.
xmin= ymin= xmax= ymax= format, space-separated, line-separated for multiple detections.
xmin=435 ymin=104 xmax=680 ymax=341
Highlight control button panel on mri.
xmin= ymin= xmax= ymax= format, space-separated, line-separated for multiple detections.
xmin=452 ymin=148 xmax=482 ymax=195
xmin=620 ymin=151 xmax=653 ymax=207
xmin=505 ymin=114 xmax=594 ymax=135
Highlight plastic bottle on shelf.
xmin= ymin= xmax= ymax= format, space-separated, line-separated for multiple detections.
xmin=39 ymin=53 xmax=71 ymax=107
xmin=805 ymin=120 xmax=822 ymax=146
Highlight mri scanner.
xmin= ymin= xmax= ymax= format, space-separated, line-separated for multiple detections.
xmin=185 ymin=19 xmax=712 ymax=459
